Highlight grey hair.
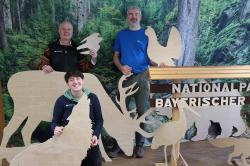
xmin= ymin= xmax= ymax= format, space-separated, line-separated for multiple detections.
xmin=127 ymin=6 xmax=141 ymax=15
xmin=58 ymin=20 xmax=73 ymax=31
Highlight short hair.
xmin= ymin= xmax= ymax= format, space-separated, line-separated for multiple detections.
xmin=64 ymin=71 xmax=84 ymax=83
xmin=127 ymin=6 xmax=141 ymax=15
xmin=58 ymin=20 xmax=73 ymax=31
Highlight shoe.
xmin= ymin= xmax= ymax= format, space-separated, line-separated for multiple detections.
xmin=108 ymin=146 xmax=121 ymax=158
xmin=135 ymin=146 xmax=144 ymax=158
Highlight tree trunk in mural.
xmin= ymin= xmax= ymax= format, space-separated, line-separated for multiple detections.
xmin=16 ymin=0 xmax=22 ymax=31
xmin=160 ymin=0 xmax=176 ymax=20
xmin=240 ymin=0 xmax=250 ymax=21
xmin=0 ymin=81 xmax=4 ymax=143
xmin=0 ymin=0 xmax=8 ymax=49
xmin=3 ymin=0 xmax=12 ymax=30
xmin=177 ymin=0 xmax=200 ymax=66
xmin=76 ymin=0 xmax=90 ymax=33
xmin=49 ymin=0 xmax=55 ymax=24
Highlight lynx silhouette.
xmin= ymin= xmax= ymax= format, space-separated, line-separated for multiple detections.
xmin=209 ymin=137 xmax=250 ymax=166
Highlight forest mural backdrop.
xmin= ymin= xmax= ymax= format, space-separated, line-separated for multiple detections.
xmin=1 ymin=0 xmax=250 ymax=145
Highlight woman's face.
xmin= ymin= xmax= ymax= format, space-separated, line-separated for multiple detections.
xmin=67 ymin=76 xmax=84 ymax=92
xmin=59 ymin=22 xmax=73 ymax=41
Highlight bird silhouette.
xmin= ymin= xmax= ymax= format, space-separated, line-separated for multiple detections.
xmin=145 ymin=26 xmax=182 ymax=66
xmin=151 ymin=100 xmax=199 ymax=166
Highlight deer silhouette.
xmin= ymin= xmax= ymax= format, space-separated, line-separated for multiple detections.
xmin=151 ymin=100 xmax=199 ymax=166
xmin=9 ymin=94 xmax=92 ymax=166
xmin=0 ymin=71 xmax=154 ymax=162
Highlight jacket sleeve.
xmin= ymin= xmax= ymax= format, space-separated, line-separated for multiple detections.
xmin=90 ymin=94 xmax=103 ymax=139
xmin=51 ymin=97 xmax=64 ymax=135
xmin=37 ymin=47 xmax=51 ymax=70
xmin=78 ymin=53 xmax=94 ymax=72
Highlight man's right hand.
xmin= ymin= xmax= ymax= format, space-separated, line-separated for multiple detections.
xmin=42 ymin=65 xmax=54 ymax=73
xmin=121 ymin=65 xmax=132 ymax=75
xmin=54 ymin=126 xmax=64 ymax=136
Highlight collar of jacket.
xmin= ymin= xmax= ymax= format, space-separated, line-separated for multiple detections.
xmin=64 ymin=87 xmax=90 ymax=102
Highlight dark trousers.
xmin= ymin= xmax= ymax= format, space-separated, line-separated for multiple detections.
xmin=81 ymin=146 xmax=102 ymax=166
xmin=123 ymin=71 xmax=150 ymax=147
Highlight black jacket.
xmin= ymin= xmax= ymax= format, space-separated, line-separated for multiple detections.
xmin=51 ymin=93 xmax=103 ymax=139
xmin=48 ymin=40 xmax=82 ymax=72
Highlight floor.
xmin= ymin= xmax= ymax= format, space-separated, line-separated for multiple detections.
xmin=103 ymin=140 xmax=237 ymax=166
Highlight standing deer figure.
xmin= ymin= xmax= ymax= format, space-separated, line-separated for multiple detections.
xmin=0 ymin=71 xmax=154 ymax=162
xmin=151 ymin=100 xmax=199 ymax=166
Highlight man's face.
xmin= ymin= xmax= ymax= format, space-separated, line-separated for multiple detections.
xmin=127 ymin=9 xmax=141 ymax=28
xmin=59 ymin=22 xmax=73 ymax=41
xmin=67 ymin=76 xmax=84 ymax=92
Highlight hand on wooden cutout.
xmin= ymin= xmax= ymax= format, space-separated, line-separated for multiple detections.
xmin=121 ymin=65 xmax=132 ymax=75
xmin=89 ymin=49 xmax=97 ymax=64
xmin=158 ymin=62 xmax=168 ymax=67
xmin=54 ymin=126 xmax=64 ymax=136
xmin=91 ymin=135 xmax=98 ymax=147
xmin=42 ymin=65 xmax=54 ymax=73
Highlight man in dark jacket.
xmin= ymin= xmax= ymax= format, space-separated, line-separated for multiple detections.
xmin=38 ymin=21 xmax=97 ymax=73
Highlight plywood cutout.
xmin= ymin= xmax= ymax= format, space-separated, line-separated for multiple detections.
xmin=156 ymin=89 xmax=246 ymax=141
xmin=209 ymin=137 xmax=250 ymax=166
xmin=0 ymin=71 xmax=154 ymax=162
xmin=0 ymin=147 xmax=26 ymax=163
xmin=77 ymin=33 xmax=103 ymax=54
xmin=145 ymin=26 xmax=181 ymax=66
xmin=9 ymin=95 xmax=92 ymax=166
xmin=234 ymin=159 xmax=250 ymax=166
xmin=151 ymin=100 xmax=200 ymax=166
xmin=180 ymin=89 xmax=245 ymax=141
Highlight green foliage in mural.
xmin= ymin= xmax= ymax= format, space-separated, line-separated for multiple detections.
xmin=1 ymin=0 xmax=250 ymax=145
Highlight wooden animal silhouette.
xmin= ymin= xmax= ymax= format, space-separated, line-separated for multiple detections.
xmin=9 ymin=95 xmax=92 ymax=166
xmin=209 ymin=137 xmax=250 ymax=166
xmin=160 ymin=90 xmax=245 ymax=141
xmin=180 ymin=90 xmax=245 ymax=141
xmin=145 ymin=26 xmax=181 ymax=66
xmin=0 ymin=71 xmax=154 ymax=162
xmin=151 ymin=100 xmax=199 ymax=166
xmin=0 ymin=147 xmax=25 ymax=163
xmin=77 ymin=33 xmax=102 ymax=54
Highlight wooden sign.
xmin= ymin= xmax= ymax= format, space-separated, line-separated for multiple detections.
xmin=149 ymin=66 xmax=250 ymax=166
xmin=149 ymin=65 xmax=250 ymax=80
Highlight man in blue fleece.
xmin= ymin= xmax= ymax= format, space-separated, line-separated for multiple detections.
xmin=51 ymin=71 xmax=103 ymax=166
xmin=112 ymin=6 xmax=159 ymax=158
